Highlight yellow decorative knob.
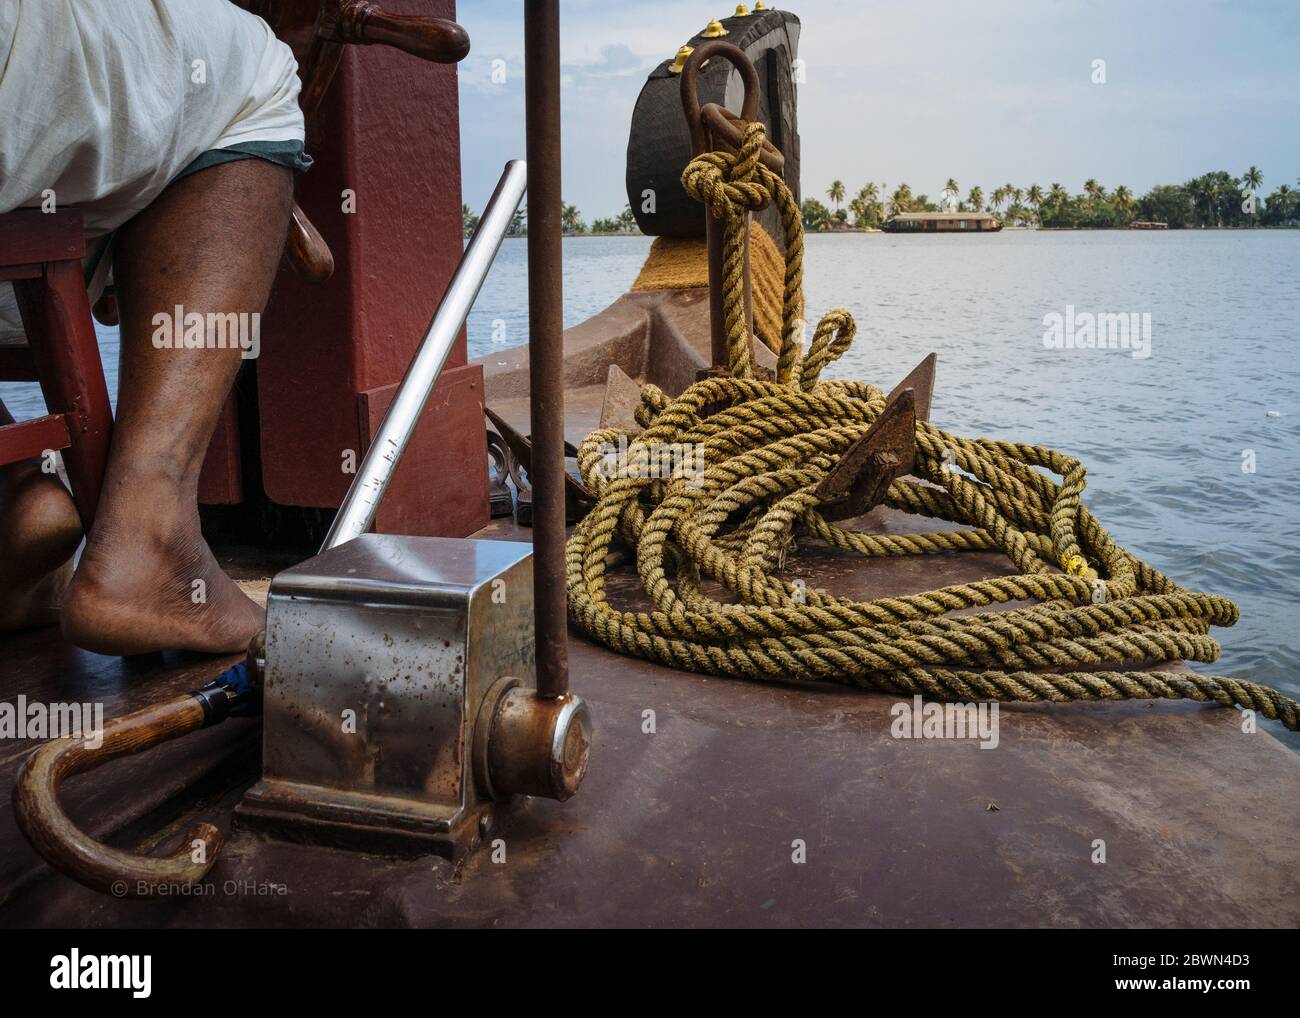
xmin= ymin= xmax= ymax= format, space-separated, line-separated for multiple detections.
xmin=668 ymin=45 xmax=693 ymax=74
xmin=734 ymin=3 xmax=751 ymax=14
xmin=701 ymin=18 xmax=729 ymax=37
xmin=754 ymin=1 xmax=768 ymax=9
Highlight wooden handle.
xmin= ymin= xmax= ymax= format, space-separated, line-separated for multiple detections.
xmin=13 ymin=694 xmax=222 ymax=897
xmin=354 ymin=9 xmax=470 ymax=62
xmin=285 ymin=202 xmax=334 ymax=283
xmin=322 ymin=3 xmax=470 ymax=64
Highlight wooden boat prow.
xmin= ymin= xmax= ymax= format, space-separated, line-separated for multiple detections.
xmin=480 ymin=288 xmax=779 ymax=443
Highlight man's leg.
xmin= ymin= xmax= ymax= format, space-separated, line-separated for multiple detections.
xmin=0 ymin=401 xmax=83 ymax=631
xmin=63 ymin=158 xmax=293 ymax=655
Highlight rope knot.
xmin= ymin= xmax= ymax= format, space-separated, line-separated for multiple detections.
xmin=681 ymin=122 xmax=775 ymax=223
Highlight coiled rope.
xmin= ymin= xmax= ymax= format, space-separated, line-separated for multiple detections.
xmin=564 ymin=122 xmax=1298 ymax=731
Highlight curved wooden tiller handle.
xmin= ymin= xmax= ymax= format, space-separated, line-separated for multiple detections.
xmin=13 ymin=696 xmax=220 ymax=897
xmin=282 ymin=2 xmax=471 ymax=282
xmin=320 ymin=2 xmax=471 ymax=64
xmin=13 ymin=657 xmax=258 ymax=897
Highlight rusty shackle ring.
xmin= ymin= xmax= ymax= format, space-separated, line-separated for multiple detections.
xmin=680 ymin=41 xmax=783 ymax=172
xmin=679 ymin=41 xmax=760 ymax=155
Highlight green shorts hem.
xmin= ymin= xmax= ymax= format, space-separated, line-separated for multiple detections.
xmin=177 ymin=140 xmax=313 ymax=181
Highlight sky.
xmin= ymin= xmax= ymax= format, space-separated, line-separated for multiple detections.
xmin=455 ymin=0 xmax=1300 ymax=219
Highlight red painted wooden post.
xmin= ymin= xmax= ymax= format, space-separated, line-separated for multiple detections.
xmin=0 ymin=209 xmax=113 ymax=530
xmin=252 ymin=0 xmax=488 ymax=539
xmin=12 ymin=259 xmax=115 ymax=529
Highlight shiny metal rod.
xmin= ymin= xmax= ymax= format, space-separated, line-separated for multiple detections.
xmin=322 ymin=160 xmax=527 ymax=552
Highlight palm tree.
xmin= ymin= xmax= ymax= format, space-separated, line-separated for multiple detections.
xmin=966 ymin=186 xmax=983 ymax=213
xmin=888 ymin=183 xmax=913 ymax=216
xmin=1192 ymin=177 xmax=1218 ymax=226
xmin=989 ymin=186 xmax=1008 ymax=213
xmin=827 ymin=180 xmax=846 ymax=213
xmin=943 ymin=178 xmax=959 ymax=211
xmin=1112 ymin=185 xmax=1135 ymax=222
xmin=854 ymin=182 xmax=881 ymax=227
xmin=508 ymin=206 xmax=527 ymax=236
xmin=1021 ymin=184 xmax=1043 ymax=225
xmin=1083 ymin=179 xmax=1105 ymax=204
xmin=561 ymin=202 xmax=584 ymax=233
xmin=1274 ymin=184 xmax=1295 ymax=223
xmin=801 ymin=199 xmax=831 ymax=231
xmin=1243 ymin=165 xmax=1263 ymax=192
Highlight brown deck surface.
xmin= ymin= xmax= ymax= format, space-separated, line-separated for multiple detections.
xmin=1 ymin=514 xmax=1297 ymax=929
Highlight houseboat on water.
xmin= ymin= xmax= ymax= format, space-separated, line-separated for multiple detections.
xmin=884 ymin=210 xmax=1002 ymax=233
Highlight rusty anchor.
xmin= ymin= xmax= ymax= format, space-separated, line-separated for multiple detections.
xmin=814 ymin=353 xmax=936 ymax=521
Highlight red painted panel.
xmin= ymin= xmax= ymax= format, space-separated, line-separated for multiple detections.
xmin=361 ymin=362 xmax=488 ymax=538
xmin=196 ymin=396 xmax=243 ymax=505
xmin=256 ymin=0 xmax=483 ymax=536
xmin=13 ymin=260 xmax=114 ymax=529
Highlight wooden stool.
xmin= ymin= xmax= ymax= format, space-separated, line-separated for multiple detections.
xmin=0 ymin=209 xmax=113 ymax=528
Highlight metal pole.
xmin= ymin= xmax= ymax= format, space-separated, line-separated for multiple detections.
xmin=321 ymin=160 xmax=527 ymax=552
xmin=704 ymin=213 xmax=727 ymax=368
xmin=702 ymin=213 xmax=755 ymax=371
xmin=524 ymin=0 xmax=569 ymax=699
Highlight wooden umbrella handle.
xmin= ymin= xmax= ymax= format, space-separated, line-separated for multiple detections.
xmin=13 ymin=694 xmax=222 ymax=897
xmin=285 ymin=202 xmax=335 ymax=283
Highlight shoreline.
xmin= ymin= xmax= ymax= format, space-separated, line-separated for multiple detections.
xmin=492 ymin=223 xmax=1300 ymax=240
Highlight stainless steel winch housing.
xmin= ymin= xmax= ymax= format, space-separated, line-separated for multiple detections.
xmin=237 ymin=534 xmax=583 ymax=857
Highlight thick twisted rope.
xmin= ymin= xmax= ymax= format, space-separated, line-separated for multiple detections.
xmin=563 ymin=122 xmax=1298 ymax=732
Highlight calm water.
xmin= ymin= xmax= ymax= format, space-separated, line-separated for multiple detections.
xmin=4 ymin=231 xmax=1297 ymax=741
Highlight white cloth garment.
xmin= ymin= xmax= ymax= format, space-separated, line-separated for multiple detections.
xmin=0 ymin=0 xmax=306 ymax=339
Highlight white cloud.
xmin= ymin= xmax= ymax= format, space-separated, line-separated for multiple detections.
xmin=458 ymin=0 xmax=1300 ymax=218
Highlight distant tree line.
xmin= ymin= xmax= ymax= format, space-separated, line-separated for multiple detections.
xmin=462 ymin=202 xmax=639 ymax=238
xmin=799 ymin=167 xmax=1299 ymax=231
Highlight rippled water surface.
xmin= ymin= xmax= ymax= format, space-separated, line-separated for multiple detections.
xmin=4 ymin=230 xmax=1297 ymax=742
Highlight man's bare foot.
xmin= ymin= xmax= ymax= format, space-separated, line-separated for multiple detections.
xmin=0 ymin=466 xmax=83 ymax=632
xmin=62 ymin=477 xmax=262 ymax=656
